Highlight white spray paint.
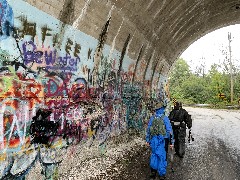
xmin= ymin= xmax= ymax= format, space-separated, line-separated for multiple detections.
xmin=108 ymin=18 xmax=124 ymax=61
xmin=0 ymin=105 xmax=5 ymax=150
xmin=72 ymin=0 xmax=92 ymax=29
xmin=60 ymin=113 xmax=64 ymax=130
xmin=146 ymin=0 xmax=155 ymax=11
xmin=107 ymin=5 xmax=115 ymax=20
xmin=23 ymin=104 xmax=29 ymax=144
xmin=126 ymin=30 xmax=136 ymax=56
xmin=153 ymin=0 xmax=166 ymax=19
xmin=7 ymin=114 xmax=23 ymax=149
xmin=157 ymin=23 xmax=164 ymax=34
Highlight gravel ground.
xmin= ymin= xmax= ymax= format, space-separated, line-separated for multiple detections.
xmin=26 ymin=107 xmax=240 ymax=180
xmin=26 ymin=132 xmax=148 ymax=180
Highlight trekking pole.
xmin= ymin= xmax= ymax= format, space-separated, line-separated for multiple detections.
xmin=188 ymin=129 xmax=194 ymax=144
xmin=170 ymin=147 xmax=174 ymax=173
xmin=188 ymin=129 xmax=191 ymax=143
xmin=191 ymin=129 xmax=194 ymax=142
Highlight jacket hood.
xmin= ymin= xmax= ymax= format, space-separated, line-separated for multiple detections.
xmin=155 ymin=107 xmax=165 ymax=115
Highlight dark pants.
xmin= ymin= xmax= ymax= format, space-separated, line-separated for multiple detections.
xmin=173 ymin=125 xmax=186 ymax=156
xmin=173 ymin=126 xmax=179 ymax=154
xmin=150 ymin=167 xmax=166 ymax=179
xmin=165 ymin=138 xmax=169 ymax=155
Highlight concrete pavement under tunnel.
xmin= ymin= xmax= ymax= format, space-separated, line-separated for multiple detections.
xmin=0 ymin=0 xmax=240 ymax=179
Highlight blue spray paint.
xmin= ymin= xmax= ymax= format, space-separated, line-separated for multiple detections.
xmin=0 ymin=0 xmax=14 ymax=40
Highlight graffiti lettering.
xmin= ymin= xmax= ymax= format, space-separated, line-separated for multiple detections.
xmin=41 ymin=25 xmax=52 ymax=43
xmin=22 ymin=41 xmax=43 ymax=64
xmin=16 ymin=15 xmax=36 ymax=41
xmin=22 ymin=41 xmax=80 ymax=71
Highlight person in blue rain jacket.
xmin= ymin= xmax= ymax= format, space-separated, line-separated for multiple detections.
xmin=146 ymin=101 xmax=174 ymax=179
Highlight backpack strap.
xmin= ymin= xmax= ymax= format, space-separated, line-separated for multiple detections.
xmin=156 ymin=113 xmax=164 ymax=121
xmin=150 ymin=114 xmax=165 ymax=140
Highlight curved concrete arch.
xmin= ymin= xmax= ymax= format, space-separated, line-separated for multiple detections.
xmin=24 ymin=1 xmax=240 ymax=62
xmin=175 ymin=20 xmax=240 ymax=62
xmin=20 ymin=1 xmax=240 ymax=76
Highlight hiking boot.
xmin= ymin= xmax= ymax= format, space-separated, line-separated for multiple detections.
xmin=149 ymin=173 xmax=156 ymax=179
xmin=174 ymin=152 xmax=179 ymax=156
xmin=175 ymin=152 xmax=184 ymax=158
xmin=149 ymin=176 xmax=156 ymax=180
xmin=150 ymin=168 xmax=157 ymax=179
xmin=179 ymin=155 xmax=184 ymax=158
xmin=159 ymin=175 xmax=166 ymax=180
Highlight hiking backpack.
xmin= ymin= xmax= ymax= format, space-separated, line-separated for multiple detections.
xmin=150 ymin=114 xmax=166 ymax=136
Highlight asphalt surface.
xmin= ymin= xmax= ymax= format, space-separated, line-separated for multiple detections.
xmin=111 ymin=107 xmax=240 ymax=180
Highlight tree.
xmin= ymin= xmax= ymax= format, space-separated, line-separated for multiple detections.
xmin=181 ymin=75 xmax=210 ymax=103
xmin=169 ymin=58 xmax=192 ymax=103
xmin=169 ymin=58 xmax=240 ymax=105
xmin=206 ymin=64 xmax=225 ymax=104
xmin=169 ymin=58 xmax=191 ymax=87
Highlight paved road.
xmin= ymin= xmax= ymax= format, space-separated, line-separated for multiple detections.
xmin=113 ymin=107 xmax=240 ymax=180
xmin=164 ymin=107 xmax=240 ymax=180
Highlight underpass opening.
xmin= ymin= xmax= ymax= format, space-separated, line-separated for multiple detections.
xmin=168 ymin=24 xmax=240 ymax=108
xmin=166 ymin=24 xmax=240 ymax=180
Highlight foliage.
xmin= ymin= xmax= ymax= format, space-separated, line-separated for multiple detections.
xmin=169 ymin=58 xmax=240 ymax=105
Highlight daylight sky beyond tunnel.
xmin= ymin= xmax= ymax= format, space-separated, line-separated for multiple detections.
xmin=181 ymin=24 xmax=240 ymax=72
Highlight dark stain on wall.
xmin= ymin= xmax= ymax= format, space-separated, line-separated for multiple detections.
xmin=59 ymin=0 xmax=76 ymax=25
xmin=96 ymin=18 xmax=111 ymax=54
xmin=143 ymin=53 xmax=153 ymax=81
xmin=92 ymin=18 xmax=111 ymax=84
xmin=150 ymin=56 xmax=160 ymax=90
xmin=159 ymin=64 xmax=164 ymax=75
xmin=156 ymin=72 xmax=161 ymax=87
xmin=132 ymin=44 xmax=144 ymax=83
xmin=118 ymin=34 xmax=131 ymax=78
xmin=55 ymin=0 xmax=77 ymax=49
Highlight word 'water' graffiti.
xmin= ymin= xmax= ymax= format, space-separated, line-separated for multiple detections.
xmin=22 ymin=41 xmax=80 ymax=72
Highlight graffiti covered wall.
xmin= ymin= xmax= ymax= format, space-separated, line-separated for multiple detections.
xmin=0 ymin=0 xmax=170 ymax=178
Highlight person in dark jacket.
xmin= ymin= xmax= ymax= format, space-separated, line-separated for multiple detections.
xmin=146 ymin=101 xmax=174 ymax=179
xmin=169 ymin=102 xmax=192 ymax=158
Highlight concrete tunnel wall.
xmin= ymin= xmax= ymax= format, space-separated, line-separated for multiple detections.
xmin=2 ymin=0 xmax=240 ymax=178
xmin=0 ymin=0 xmax=170 ymax=178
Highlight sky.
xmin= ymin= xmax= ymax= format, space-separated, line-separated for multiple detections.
xmin=180 ymin=24 xmax=240 ymax=73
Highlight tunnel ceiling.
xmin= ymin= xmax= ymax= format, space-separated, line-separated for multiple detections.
xmin=26 ymin=0 xmax=240 ymax=75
